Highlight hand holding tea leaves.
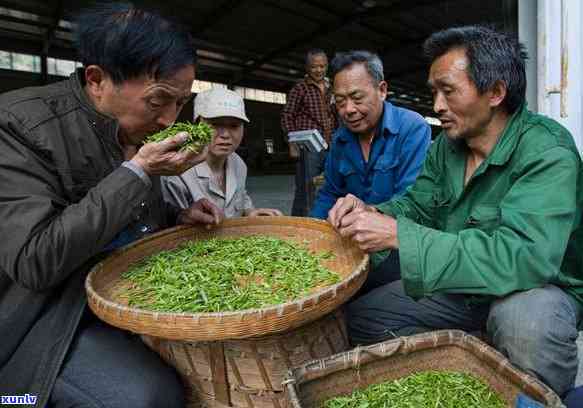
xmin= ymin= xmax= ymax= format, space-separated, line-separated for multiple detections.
xmin=144 ymin=122 xmax=214 ymax=154
xmin=131 ymin=132 xmax=207 ymax=176
xmin=178 ymin=197 xmax=224 ymax=227
xmin=131 ymin=122 xmax=214 ymax=176
xmin=328 ymin=193 xmax=377 ymax=229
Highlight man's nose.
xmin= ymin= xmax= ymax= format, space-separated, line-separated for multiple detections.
xmin=344 ymin=99 xmax=357 ymax=115
xmin=433 ymin=92 xmax=447 ymax=114
xmin=157 ymin=107 xmax=178 ymax=129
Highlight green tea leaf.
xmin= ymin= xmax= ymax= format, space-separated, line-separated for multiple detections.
xmin=144 ymin=121 xmax=214 ymax=153
xmin=121 ymin=236 xmax=339 ymax=313
xmin=322 ymin=371 xmax=506 ymax=408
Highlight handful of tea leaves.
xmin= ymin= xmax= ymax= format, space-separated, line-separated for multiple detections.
xmin=322 ymin=370 xmax=506 ymax=408
xmin=144 ymin=121 xmax=213 ymax=153
xmin=121 ymin=236 xmax=339 ymax=313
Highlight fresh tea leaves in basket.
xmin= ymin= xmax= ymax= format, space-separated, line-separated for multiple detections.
xmin=322 ymin=370 xmax=506 ymax=408
xmin=120 ymin=236 xmax=339 ymax=313
xmin=144 ymin=121 xmax=213 ymax=153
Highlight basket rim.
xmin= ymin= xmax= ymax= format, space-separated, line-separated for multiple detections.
xmin=283 ymin=329 xmax=563 ymax=407
xmin=85 ymin=216 xmax=368 ymax=324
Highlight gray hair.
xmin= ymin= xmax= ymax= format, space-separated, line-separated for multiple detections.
xmin=305 ymin=48 xmax=327 ymax=65
xmin=330 ymin=50 xmax=384 ymax=85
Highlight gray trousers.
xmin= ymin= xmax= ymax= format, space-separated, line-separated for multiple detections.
xmin=49 ymin=313 xmax=184 ymax=408
xmin=291 ymin=149 xmax=327 ymax=216
xmin=347 ymin=251 xmax=582 ymax=397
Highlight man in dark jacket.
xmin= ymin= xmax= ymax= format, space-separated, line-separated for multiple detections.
xmin=0 ymin=4 xmax=223 ymax=408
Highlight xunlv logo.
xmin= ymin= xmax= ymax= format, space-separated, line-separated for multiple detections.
xmin=0 ymin=394 xmax=37 ymax=405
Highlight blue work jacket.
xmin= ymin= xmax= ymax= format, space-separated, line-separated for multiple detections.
xmin=310 ymin=101 xmax=431 ymax=219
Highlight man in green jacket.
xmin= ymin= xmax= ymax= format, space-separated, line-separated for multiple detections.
xmin=329 ymin=26 xmax=583 ymax=397
xmin=0 ymin=4 xmax=223 ymax=408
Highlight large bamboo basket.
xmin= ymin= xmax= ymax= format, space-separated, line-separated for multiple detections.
xmin=142 ymin=308 xmax=349 ymax=408
xmin=85 ymin=216 xmax=368 ymax=341
xmin=85 ymin=217 xmax=367 ymax=407
xmin=283 ymin=330 xmax=564 ymax=408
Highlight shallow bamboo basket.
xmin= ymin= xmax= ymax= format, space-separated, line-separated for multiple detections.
xmin=283 ymin=330 xmax=563 ymax=407
xmin=86 ymin=216 xmax=368 ymax=407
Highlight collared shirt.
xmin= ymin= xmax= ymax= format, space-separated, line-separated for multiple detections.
xmin=376 ymin=104 xmax=583 ymax=312
xmin=162 ymin=153 xmax=253 ymax=218
xmin=280 ymin=75 xmax=337 ymax=144
xmin=310 ymin=101 xmax=431 ymax=220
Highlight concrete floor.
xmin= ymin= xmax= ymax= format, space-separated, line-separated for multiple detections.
xmin=247 ymin=174 xmax=295 ymax=215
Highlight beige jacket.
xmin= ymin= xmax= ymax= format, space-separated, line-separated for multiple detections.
xmin=162 ymin=153 xmax=254 ymax=218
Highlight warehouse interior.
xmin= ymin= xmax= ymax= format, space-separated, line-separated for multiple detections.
xmin=0 ymin=0 xmax=517 ymax=174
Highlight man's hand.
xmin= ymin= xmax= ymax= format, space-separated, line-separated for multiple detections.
xmin=246 ymin=208 xmax=283 ymax=217
xmin=337 ymin=209 xmax=399 ymax=253
xmin=177 ymin=198 xmax=224 ymax=227
xmin=327 ymin=193 xmax=376 ymax=229
xmin=131 ymin=132 xmax=208 ymax=176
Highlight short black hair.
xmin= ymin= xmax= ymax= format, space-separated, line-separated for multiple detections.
xmin=423 ymin=25 xmax=527 ymax=114
xmin=330 ymin=50 xmax=384 ymax=86
xmin=74 ymin=2 xmax=196 ymax=84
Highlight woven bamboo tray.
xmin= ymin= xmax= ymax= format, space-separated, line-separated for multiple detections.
xmin=85 ymin=216 xmax=368 ymax=341
xmin=283 ymin=330 xmax=564 ymax=408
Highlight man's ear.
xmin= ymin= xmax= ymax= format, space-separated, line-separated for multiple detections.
xmin=489 ymin=80 xmax=508 ymax=108
xmin=84 ymin=65 xmax=109 ymax=101
xmin=378 ymin=80 xmax=388 ymax=100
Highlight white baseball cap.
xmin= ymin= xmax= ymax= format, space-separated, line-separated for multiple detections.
xmin=194 ymin=87 xmax=250 ymax=123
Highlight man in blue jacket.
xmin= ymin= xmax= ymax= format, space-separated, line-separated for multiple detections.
xmin=309 ymin=51 xmax=430 ymax=274
xmin=310 ymin=51 xmax=431 ymax=221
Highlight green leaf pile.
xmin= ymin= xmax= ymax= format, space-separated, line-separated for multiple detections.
xmin=144 ymin=121 xmax=213 ymax=153
xmin=323 ymin=371 xmax=506 ymax=408
xmin=121 ymin=236 xmax=339 ymax=313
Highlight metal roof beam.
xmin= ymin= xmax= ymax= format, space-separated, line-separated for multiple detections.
xmin=229 ymin=0 xmax=450 ymax=87
xmin=228 ymin=10 xmax=377 ymax=86
xmin=0 ymin=0 xmax=53 ymax=17
xmin=191 ymin=0 xmax=247 ymax=36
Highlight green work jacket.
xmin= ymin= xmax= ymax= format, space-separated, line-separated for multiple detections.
xmin=376 ymin=105 xmax=583 ymax=308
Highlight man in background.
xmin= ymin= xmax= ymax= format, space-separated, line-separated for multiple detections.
xmin=281 ymin=49 xmax=338 ymax=216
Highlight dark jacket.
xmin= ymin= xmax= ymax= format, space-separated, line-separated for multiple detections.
xmin=0 ymin=71 xmax=175 ymax=407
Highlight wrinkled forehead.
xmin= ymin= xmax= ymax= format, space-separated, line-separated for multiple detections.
xmin=307 ymin=54 xmax=328 ymax=66
xmin=333 ymin=64 xmax=376 ymax=94
xmin=145 ymin=67 xmax=194 ymax=98
xmin=428 ymin=49 xmax=470 ymax=85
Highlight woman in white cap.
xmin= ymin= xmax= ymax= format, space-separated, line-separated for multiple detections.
xmin=163 ymin=87 xmax=283 ymax=218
